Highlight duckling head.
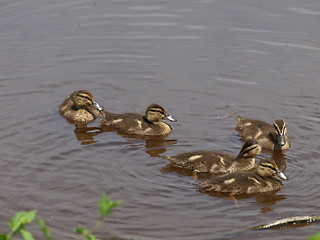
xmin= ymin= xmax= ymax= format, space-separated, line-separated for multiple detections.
xmin=145 ymin=104 xmax=177 ymax=123
xmin=72 ymin=89 xmax=103 ymax=112
xmin=257 ymin=159 xmax=287 ymax=180
xmin=273 ymin=119 xmax=287 ymax=146
xmin=234 ymin=139 xmax=261 ymax=161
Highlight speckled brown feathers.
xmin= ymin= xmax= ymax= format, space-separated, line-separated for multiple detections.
xmin=59 ymin=90 xmax=103 ymax=127
xmin=236 ymin=116 xmax=290 ymax=151
xmin=165 ymin=139 xmax=261 ymax=174
xmin=198 ymin=159 xmax=287 ymax=194
xmin=101 ymin=104 xmax=177 ymax=136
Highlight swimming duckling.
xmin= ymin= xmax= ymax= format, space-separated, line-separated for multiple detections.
xmin=59 ymin=90 xmax=103 ymax=127
xmin=101 ymin=104 xmax=177 ymax=136
xmin=165 ymin=139 xmax=261 ymax=176
xmin=198 ymin=158 xmax=287 ymax=194
xmin=236 ymin=116 xmax=290 ymax=151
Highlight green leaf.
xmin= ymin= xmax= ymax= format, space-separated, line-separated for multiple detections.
xmin=24 ymin=210 xmax=37 ymax=224
xmin=74 ymin=228 xmax=98 ymax=240
xmin=0 ymin=234 xmax=8 ymax=240
xmin=8 ymin=210 xmax=37 ymax=233
xmin=74 ymin=227 xmax=89 ymax=236
xmin=36 ymin=217 xmax=52 ymax=240
xmin=85 ymin=234 xmax=97 ymax=240
xmin=20 ymin=230 xmax=35 ymax=240
xmin=8 ymin=212 xmax=24 ymax=232
xmin=99 ymin=193 xmax=121 ymax=219
xmin=308 ymin=232 xmax=320 ymax=240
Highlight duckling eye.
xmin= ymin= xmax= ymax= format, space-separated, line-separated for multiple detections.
xmin=83 ymin=96 xmax=92 ymax=101
xmin=150 ymin=110 xmax=164 ymax=114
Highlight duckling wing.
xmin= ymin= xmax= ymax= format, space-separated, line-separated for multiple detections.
xmin=102 ymin=113 xmax=142 ymax=128
xmin=198 ymin=173 xmax=268 ymax=194
xmin=236 ymin=117 xmax=273 ymax=140
xmin=166 ymin=150 xmax=235 ymax=173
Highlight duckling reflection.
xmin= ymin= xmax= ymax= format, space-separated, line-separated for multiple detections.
xmin=73 ymin=127 xmax=103 ymax=145
xmin=164 ymin=140 xmax=261 ymax=178
xmin=198 ymin=159 xmax=287 ymax=195
xmin=101 ymin=104 xmax=177 ymax=136
xmin=236 ymin=116 xmax=290 ymax=151
xmin=253 ymin=193 xmax=287 ymax=213
xmin=112 ymin=130 xmax=177 ymax=158
xmin=59 ymin=90 xmax=103 ymax=128
xmin=272 ymin=149 xmax=287 ymax=172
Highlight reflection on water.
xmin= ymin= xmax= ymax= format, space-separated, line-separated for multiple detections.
xmin=272 ymin=150 xmax=288 ymax=172
xmin=74 ymin=122 xmax=178 ymax=157
xmin=252 ymin=193 xmax=287 ymax=213
xmin=74 ymin=127 xmax=104 ymax=145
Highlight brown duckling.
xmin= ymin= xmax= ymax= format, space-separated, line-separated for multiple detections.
xmin=165 ymin=139 xmax=262 ymax=176
xmin=236 ymin=116 xmax=290 ymax=151
xmin=198 ymin=158 xmax=287 ymax=194
xmin=101 ymin=104 xmax=177 ymax=136
xmin=59 ymin=90 xmax=103 ymax=127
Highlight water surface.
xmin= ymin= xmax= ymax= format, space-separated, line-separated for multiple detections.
xmin=0 ymin=0 xmax=320 ymax=239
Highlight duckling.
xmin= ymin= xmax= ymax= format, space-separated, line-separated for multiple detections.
xmin=198 ymin=158 xmax=287 ymax=194
xmin=59 ymin=90 xmax=103 ymax=127
xmin=165 ymin=139 xmax=262 ymax=176
xmin=236 ymin=116 xmax=290 ymax=151
xmin=101 ymin=104 xmax=177 ymax=136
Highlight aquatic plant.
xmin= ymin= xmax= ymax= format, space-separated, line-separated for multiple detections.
xmin=308 ymin=232 xmax=320 ymax=240
xmin=0 ymin=193 xmax=121 ymax=240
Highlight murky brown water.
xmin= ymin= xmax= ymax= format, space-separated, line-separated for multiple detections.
xmin=1 ymin=0 xmax=320 ymax=239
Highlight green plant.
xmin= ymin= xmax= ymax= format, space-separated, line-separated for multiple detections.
xmin=0 ymin=210 xmax=51 ymax=240
xmin=308 ymin=232 xmax=320 ymax=240
xmin=0 ymin=193 xmax=120 ymax=240
xmin=74 ymin=192 xmax=121 ymax=240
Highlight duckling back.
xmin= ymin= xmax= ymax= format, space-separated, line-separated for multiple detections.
xmin=165 ymin=139 xmax=261 ymax=174
xmin=165 ymin=150 xmax=235 ymax=173
xmin=101 ymin=104 xmax=176 ymax=136
xmin=198 ymin=159 xmax=286 ymax=194
xmin=198 ymin=172 xmax=283 ymax=194
xmin=236 ymin=116 xmax=273 ymax=139
xmin=236 ymin=116 xmax=290 ymax=151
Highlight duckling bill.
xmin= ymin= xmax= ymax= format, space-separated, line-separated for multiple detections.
xmin=101 ymin=103 xmax=177 ymax=136
xmin=236 ymin=116 xmax=290 ymax=151
xmin=198 ymin=159 xmax=287 ymax=194
xmin=59 ymin=90 xmax=103 ymax=127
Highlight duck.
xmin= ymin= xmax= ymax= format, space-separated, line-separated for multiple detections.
xmin=197 ymin=158 xmax=287 ymax=194
xmin=165 ymin=139 xmax=262 ymax=177
xmin=101 ymin=103 xmax=177 ymax=136
xmin=236 ymin=116 xmax=290 ymax=151
xmin=59 ymin=90 xmax=103 ymax=127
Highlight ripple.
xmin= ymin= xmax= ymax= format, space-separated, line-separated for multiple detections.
xmin=288 ymin=7 xmax=320 ymax=15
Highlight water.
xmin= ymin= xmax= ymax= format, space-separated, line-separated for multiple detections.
xmin=0 ymin=0 xmax=320 ymax=239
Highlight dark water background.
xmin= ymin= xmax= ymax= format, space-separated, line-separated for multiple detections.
xmin=1 ymin=0 xmax=320 ymax=239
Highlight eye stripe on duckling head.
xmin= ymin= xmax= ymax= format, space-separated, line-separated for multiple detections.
xmin=260 ymin=162 xmax=277 ymax=172
xmin=78 ymin=93 xmax=94 ymax=101
xmin=150 ymin=109 xmax=165 ymax=114
xmin=258 ymin=159 xmax=278 ymax=172
xmin=273 ymin=119 xmax=286 ymax=133
xmin=240 ymin=139 xmax=260 ymax=154
xmin=146 ymin=104 xmax=165 ymax=114
xmin=242 ymin=145 xmax=258 ymax=155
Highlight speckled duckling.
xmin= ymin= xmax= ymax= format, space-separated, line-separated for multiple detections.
xmin=236 ymin=116 xmax=290 ymax=151
xmin=198 ymin=158 xmax=287 ymax=194
xmin=101 ymin=104 xmax=177 ymax=136
xmin=59 ymin=90 xmax=103 ymax=127
xmin=165 ymin=139 xmax=262 ymax=175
